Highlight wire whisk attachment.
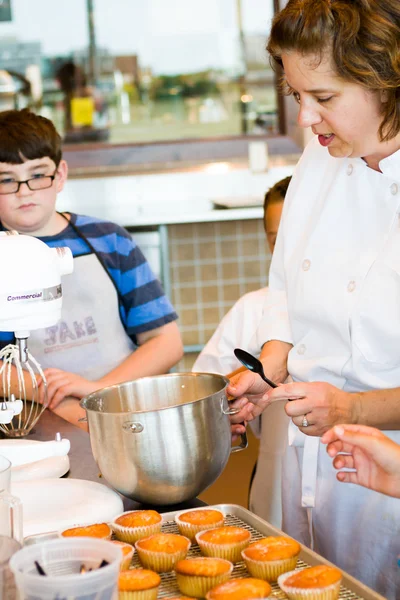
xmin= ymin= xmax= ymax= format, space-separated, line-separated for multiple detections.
xmin=0 ymin=344 xmax=48 ymax=437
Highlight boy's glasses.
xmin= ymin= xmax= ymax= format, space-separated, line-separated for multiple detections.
xmin=0 ymin=171 xmax=57 ymax=195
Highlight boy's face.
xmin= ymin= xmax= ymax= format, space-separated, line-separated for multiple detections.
xmin=0 ymin=157 xmax=67 ymax=235
xmin=264 ymin=200 xmax=284 ymax=253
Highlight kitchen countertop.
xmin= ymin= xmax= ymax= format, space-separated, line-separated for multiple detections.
xmin=58 ymin=160 xmax=296 ymax=227
xmin=28 ymin=410 xmax=205 ymax=512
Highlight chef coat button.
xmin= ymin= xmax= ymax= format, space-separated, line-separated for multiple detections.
xmin=347 ymin=164 xmax=353 ymax=176
xmin=391 ymin=183 xmax=398 ymax=195
xmin=302 ymin=259 xmax=311 ymax=271
xmin=347 ymin=280 xmax=356 ymax=293
xmin=297 ymin=344 xmax=306 ymax=355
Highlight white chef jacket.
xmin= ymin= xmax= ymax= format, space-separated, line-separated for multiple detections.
xmin=257 ymin=136 xmax=400 ymax=598
xmin=193 ymin=288 xmax=289 ymax=529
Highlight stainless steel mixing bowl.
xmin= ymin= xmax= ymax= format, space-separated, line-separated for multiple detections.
xmin=80 ymin=373 xmax=247 ymax=505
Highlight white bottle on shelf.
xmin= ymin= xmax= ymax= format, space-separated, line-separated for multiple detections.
xmin=248 ymin=140 xmax=269 ymax=173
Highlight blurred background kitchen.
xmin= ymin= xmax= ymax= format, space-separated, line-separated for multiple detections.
xmin=0 ymin=0 xmax=305 ymax=507
xmin=0 ymin=0 xmax=283 ymax=142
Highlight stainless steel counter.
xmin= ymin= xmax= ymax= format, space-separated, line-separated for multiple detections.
xmin=27 ymin=409 xmax=206 ymax=512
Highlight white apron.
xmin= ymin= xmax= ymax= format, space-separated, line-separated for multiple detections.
xmin=27 ymin=252 xmax=134 ymax=380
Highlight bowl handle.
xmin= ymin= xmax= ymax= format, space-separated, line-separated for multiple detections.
xmin=220 ymin=398 xmax=248 ymax=453
xmin=230 ymin=430 xmax=248 ymax=453
xmin=122 ymin=421 xmax=144 ymax=433
xmin=220 ymin=397 xmax=240 ymax=416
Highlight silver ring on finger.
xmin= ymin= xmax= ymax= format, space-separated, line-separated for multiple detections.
xmin=301 ymin=414 xmax=309 ymax=427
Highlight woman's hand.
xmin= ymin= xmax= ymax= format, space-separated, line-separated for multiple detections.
xmin=321 ymin=424 xmax=400 ymax=498
xmin=226 ymin=341 xmax=291 ymax=439
xmin=227 ymin=369 xmax=271 ymax=425
xmin=265 ymin=381 xmax=359 ymax=437
xmin=40 ymin=368 xmax=105 ymax=409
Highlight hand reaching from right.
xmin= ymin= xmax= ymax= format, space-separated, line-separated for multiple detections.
xmin=321 ymin=424 xmax=400 ymax=499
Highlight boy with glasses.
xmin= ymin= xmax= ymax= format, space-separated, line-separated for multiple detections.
xmin=0 ymin=109 xmax=183 ymax=426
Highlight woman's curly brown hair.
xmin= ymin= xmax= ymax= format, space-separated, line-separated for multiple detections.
xmin=267 ymin=0 xmax=400 ymax=141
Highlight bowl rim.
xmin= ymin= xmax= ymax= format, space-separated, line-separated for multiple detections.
xmin=80 ymin=372 xmax=230 ymax=415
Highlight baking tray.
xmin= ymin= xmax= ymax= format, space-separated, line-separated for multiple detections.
xmin=25 ymin=503 xmax=385 ymax=600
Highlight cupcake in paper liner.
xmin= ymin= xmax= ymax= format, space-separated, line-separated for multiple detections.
xmin=241 ymin=536 xmax=300 ymax=581
xmin=277 ymin=565 xmax=342 ymax=600
xmin=175 ymin=508 xmax=225 ymax=542
xmin=196 ymin=526 xmax=251 ymax=563
xmin=118 ymin=568 xmax=161 ymax=600
xmin=111 ymin=510 xmax=162 ymax=544
xmin=175 ymin=557 xmax=233 ymax=597
xmin=135 ymin=533 xmax=191 ymax=573
xmin=60 ymin=522 xmax=112 ymax=540
xmin=205 ymin=577 xmax=272 ymax=600
xmin=110 ymin=540 xmax=135 ymax=570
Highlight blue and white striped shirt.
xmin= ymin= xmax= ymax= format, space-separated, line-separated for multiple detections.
xmin=0 ymin=213 xmax=178 ymax=348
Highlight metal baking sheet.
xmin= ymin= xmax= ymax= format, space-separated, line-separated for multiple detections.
xmin=156 ymin=504 xmax=385 ymax=600
xmin=24 ymin=503 xmax=385 ymax=600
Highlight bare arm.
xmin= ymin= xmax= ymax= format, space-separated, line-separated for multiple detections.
xmin=227 ymin=366 xmax=246 ymax=379
xmin=98 ymin=321 xmax=183 ymax=387
xmin=44 ymin=321 xmax=183 ymax=410
xmin=259 ymin=339 xmax=292 ymax=384
xmin=52 ymin=399 xmax=88 ymax=431
xmin=352 ymin=388 xmax=400 ymax=430
xmin=0 ymin=362 xmax=38 ymax=400
xmin=264 ymin=381 xmax=400 ymax=436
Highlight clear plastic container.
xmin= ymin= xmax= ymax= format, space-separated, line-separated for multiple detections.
xmin=9 ymin=537 xmax=122 ymax=599
xmin=0 ymin=535 xmax=21 ymax=599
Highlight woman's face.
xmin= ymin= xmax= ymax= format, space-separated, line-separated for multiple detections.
xmin=282 ymin=51 xmax=400 ymax=170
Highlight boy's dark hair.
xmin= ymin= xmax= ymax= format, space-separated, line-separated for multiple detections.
xmin=0 ymin=109 xmax=62 ymax=166
xmin=263 ymin=175 xmax=291 ymax=214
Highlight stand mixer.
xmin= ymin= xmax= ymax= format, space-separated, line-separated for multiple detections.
xmin=0 ymin=231 xmax=73 ymax=437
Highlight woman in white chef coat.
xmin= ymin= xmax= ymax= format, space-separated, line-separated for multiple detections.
xmin=228 ymin=0 xmax=400 ymax=597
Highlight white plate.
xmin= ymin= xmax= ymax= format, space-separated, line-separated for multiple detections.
xmin=0 ymin=438 xmax=70 ymax=466
xmin=11 ymin=455 xmax=70 ymax=482
xmin=11 ymin=478 xmax=124 ymax=537
xmin=0 ymin=437 xmax=71 ymax=481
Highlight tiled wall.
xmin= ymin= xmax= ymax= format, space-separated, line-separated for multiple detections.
xmin=168 ymin=219 xmax=271 ymax=348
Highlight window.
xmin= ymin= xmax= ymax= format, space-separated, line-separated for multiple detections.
xmin=0 ymin=0 xmax=279 ymax=150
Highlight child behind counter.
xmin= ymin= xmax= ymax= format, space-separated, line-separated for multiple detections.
xmin=193 ymin=175 xmax=291 ymax=528
xmin=0 ymin=109 xmax=183 ymax=427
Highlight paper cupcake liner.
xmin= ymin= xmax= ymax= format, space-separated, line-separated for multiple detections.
xmin=118 ymin=587 xmax=159 ymax=600
xmin=120 ymin=551 xmax=134 ymax=570
xmin=111 ymin=512 xmax=162 ymax=544
xmin=175 ymin=510 xmax=225 ymax=542
xmin=112 ymin=543 xmax=134 ymax=570
xmin=176 ymin=571 xmax=232 ymax=597
xmin=278 ymin=570 xmax=342 ymax=600
xmin=135 ymin=543 xmax=190 ymax=573
xmin=195 ymin=532 xmax=251 ymax=563
xmin=241 ymin=551 xmax=299 ymax=582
